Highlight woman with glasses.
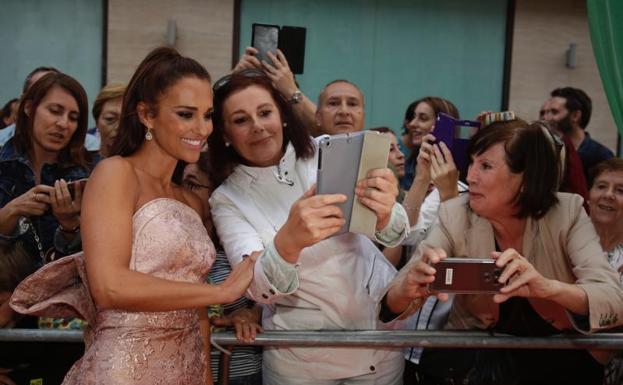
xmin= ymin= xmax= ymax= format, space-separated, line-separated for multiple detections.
xmin=208 ymin=70 xmax=408 ymax=384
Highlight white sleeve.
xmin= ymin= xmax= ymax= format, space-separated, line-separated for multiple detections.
xmin=210 ymin=191 xmax=299 ymax=303
xmin=374 ymin=202 xmax=410 ymax=247
xmin=402 ymin=188 xmax=441 ymax=246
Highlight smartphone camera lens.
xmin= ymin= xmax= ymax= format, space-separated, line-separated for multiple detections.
xmin=483 ymin=272 xmax=491 ymax=282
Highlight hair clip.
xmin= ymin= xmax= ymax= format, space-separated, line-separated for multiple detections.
xmin=479 ymin=111 xmax=516 ymax=127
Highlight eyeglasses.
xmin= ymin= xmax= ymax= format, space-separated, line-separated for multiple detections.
xmin=212 ymin=68 xmax=267 ymax=93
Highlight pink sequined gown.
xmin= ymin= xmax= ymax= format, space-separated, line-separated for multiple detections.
xmin=65 ymin=198 xmax=215 ymax=384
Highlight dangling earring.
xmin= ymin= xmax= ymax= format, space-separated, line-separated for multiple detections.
xmin=283 ymin=122 xmax=288 ymax=128
xmin=145 ymin=127 xmax=153 ymax=141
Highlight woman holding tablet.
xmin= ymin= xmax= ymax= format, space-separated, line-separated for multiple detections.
xmin=209 ymin=70 xmax=409 ymax=385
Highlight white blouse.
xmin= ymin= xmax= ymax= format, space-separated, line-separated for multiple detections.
xmin=209 ymin=139 xmax=408 ymax=379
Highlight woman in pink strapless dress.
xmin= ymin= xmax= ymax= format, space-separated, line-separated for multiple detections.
xmin=11 ymin=47 xmax=256 ymax=385
xmin=66 ymin=198 xmax=215 ymax=383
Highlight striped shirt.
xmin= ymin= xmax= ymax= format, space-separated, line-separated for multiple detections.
xmin=209 ymin=251 xmax=262 ymax=380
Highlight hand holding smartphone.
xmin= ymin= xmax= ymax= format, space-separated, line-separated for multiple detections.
xmin=316 ymin=131 xmax=390 ymax=237
xmin=251 ymin=23 xmax=306 ymax=74
xmin=429 ymin=257 xmax=504 ymax=294
xmin=251 ymin=23 xmax=279 ymax=64
xmin=67 ymin=178 xmax=88 ymax=200
xmin=433 ymin=113 xmax=481 ymax=151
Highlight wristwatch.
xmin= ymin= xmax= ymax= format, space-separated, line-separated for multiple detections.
xmin=289 ymin=90 xmax=303 ymax=105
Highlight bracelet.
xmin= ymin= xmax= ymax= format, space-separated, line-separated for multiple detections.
xmin=288 ymin=90 xmax=302 ymax=104
xmin=60 ymin=223 xmax=80 ymax=233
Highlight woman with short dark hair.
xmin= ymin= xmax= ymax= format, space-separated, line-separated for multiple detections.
xmin=209 ymin=70 xmax=409 ymax=384
xmin=385 ymin=118 xmax=623 ymax=385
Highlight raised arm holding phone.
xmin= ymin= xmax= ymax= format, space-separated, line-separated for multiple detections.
xmin=233 ymin=46 xmax=319 ymax=136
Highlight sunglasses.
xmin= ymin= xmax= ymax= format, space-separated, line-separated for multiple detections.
xmin=212 ymin=68 xmax=268 ymax=92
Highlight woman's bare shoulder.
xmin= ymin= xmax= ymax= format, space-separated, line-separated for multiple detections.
xmin=86 ymin=156 xmax=140 ymax=204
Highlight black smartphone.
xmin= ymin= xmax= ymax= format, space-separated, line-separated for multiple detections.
xmin=67 ymin=178 xmax=88 ymax=200
xmin=251 ymin=23 xmax=307 ymax=74
xmin=429 ymin=258 xmax=504 ymax=294
xmin=278 ymin=26 xmax=306 ymax=74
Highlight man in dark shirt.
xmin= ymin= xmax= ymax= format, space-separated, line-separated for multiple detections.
xmin=545 ymin=87 xmax=613 ymax=182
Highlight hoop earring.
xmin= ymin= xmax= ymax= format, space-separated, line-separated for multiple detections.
xmin=145 ymin=128 xmax=153 ymax=141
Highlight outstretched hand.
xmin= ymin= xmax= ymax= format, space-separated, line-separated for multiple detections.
xmin=274 ymin=185 xmax=346 ymax=263
xmin=219 ymin=251 xmax=260 ymax=303
xmin=263 ymin=50 xmax=298 ymax=100
xmin=385 ymin=247 xmax=449 ymax=314
xmin=211 ymin=307 xmax=263 ymax=343
xmin=233 ymin=47 xmax=262 ymax=72
xmin=429 ymin=142 xmax=459 ymax=201
xmin=7 ymin=185 xmax=54 ymax=218
xmin=233 ymin=47 xmax=299 ymax=101
xmin=491 ymin=249 xmax=555 ymax=303
xmin=414 ymin=134 xmax=435 ymax=186
xmin=50 ymin=179 xmax=83 ymax=231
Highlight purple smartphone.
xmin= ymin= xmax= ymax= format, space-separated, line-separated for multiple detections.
xmin=433 ymin=113 xmax=481 ymax=151
xmin=433 ymin=113 xmax=481 ymax=176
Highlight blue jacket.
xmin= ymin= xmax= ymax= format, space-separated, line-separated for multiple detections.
xmin=0 ymin=139 xmax=94 ymax=257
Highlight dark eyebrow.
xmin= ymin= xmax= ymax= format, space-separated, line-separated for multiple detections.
xmin=173 ymin=105 xmax=198 ymax=110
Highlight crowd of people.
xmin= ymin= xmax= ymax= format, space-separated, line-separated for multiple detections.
xmin=0 ymin=44 xmax=622 ymax=385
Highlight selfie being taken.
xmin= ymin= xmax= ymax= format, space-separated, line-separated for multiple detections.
xmin=1 ymin=1 xmax=623 ymax=385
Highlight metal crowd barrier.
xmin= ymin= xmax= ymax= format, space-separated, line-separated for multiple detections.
xmin=4 ymin=329 xmax=623 ymax=350
xmin=2 ymin=329 xmax=623 ymax=384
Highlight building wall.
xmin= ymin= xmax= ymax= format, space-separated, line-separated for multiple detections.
xmin=107 ymin=0 xmax=235 ymax=86
xmin=0 ymin=0 xmax=103 ymax=123
xmin=509 ymin=0 xmax=618 ymax=152
xmin=239 ymin=0 xmax=508 ymax=130
xmin=105 ymin=0 xmax=618 ymax=152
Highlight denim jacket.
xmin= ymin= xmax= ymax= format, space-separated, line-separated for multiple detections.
xmin=0 ymin=139 xmax=93 ymax=259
